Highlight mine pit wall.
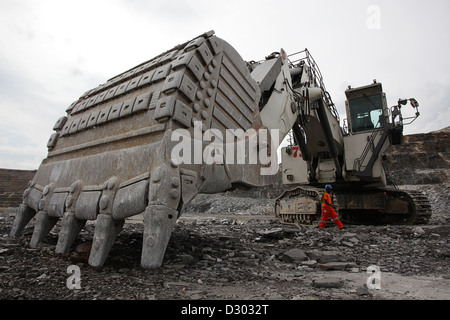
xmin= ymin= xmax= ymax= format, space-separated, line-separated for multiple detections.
xmin=0 ymin=169 xmax=36 ymax=208
xmin=383 ymin=127 xmax=449 ymax=186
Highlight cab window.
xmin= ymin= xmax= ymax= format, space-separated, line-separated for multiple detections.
xmin=348 ymin=93 xmax=384 ymax=133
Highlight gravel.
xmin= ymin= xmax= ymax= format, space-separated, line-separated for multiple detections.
xmin=1 ymin=186 xmax=449 ymax=301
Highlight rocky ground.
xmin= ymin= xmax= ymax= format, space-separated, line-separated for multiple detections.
xmin=1 ymin=185 xmax=449 ymax=302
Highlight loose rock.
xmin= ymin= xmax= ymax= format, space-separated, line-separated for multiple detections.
xmin=313 ymin=277 xmax=343 ymax=288
xmin=281 ymin=249 xmax=308 ymax=262
xmin=1 ymin=192 xmax=449 ymax=300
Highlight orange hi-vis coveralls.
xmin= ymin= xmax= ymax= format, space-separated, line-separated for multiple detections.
xmin=319 ymin=192 xmax=344 ymax=230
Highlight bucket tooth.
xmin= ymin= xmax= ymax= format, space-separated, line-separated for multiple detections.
xmin=88 ymin=214 xmax=124 ymax=268
xmin=29 ymin=211 xmax=59 ymax=248
xmin=141 ymin=205 xmax=178 ymax=269
xmin=55 ymin=211 xmax=87 ymax=254
xmin=10 ymin=204 xmax=36 ymax=237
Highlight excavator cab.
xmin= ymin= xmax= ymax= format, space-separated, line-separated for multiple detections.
xmin=343 ymin=81 xmax=421 ymax=181
xmin=342 ymin=81 xmax=392 ymax=182
xmin=345 ymin=81 xmax=387 ymax=134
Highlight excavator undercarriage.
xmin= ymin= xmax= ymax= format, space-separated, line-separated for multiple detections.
xmin=275 ymin=186 xmax=432 ymax=226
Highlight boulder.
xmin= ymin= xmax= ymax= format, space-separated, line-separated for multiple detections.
xmin=313 ymin=277 xmax=343 ymax=288
xmin=281 ymin=249 xmax=308 ymax=262
xmin=305 ymin=250 xmax=347 ymax=263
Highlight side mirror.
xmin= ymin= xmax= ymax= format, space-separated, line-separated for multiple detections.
xmin=410 ymin=98 xmax=419 ymax=108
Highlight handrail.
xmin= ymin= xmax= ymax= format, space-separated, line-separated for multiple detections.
xmin=287 ymin=49 xmax=340 ymax=123
xmin=352 ymin=115 xmax=389 ymax=175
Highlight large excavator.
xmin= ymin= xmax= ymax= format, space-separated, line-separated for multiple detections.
xmin=10 ymin=31 xmax=431 ymax=269
xmin=271 ymin=49 xmax=432 ymax=226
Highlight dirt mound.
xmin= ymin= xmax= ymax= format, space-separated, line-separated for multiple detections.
xmin=182 ymin=192 xmax=274 ymax=216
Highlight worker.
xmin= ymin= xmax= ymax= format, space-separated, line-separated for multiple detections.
xmin=319 ymin=184 xmax=344 ymax=230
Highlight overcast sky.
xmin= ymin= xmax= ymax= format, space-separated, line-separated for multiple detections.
xmin=1 ymin=0 xmax=449 ymax=170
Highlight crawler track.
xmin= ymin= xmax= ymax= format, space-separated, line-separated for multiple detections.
xmin=382 ymin=188 xmax=432 ymax=225
xmin=275 ymin=187 xmax=321 ymax=225
xmin=275 ymin=186 xmax=432 ymax=225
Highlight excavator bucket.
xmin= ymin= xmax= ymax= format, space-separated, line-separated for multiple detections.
xmin=10 ymin=31 xmax=277 ymax=269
